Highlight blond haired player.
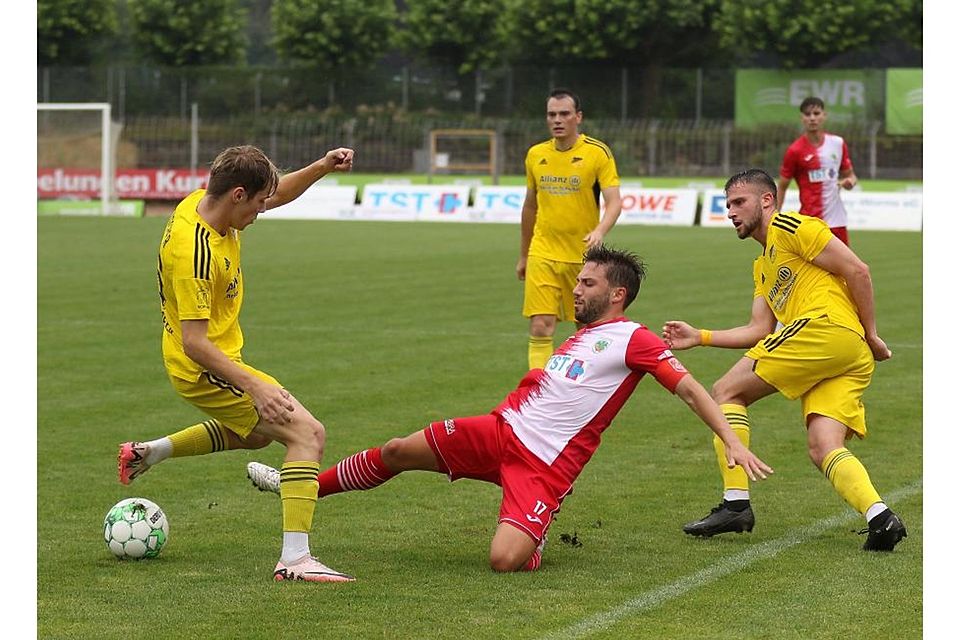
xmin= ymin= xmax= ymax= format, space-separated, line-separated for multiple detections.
xmin=517 ymin=88 xmax=622 ymax=369
xmin=118 ymin=144 xmax=357 ymax=582
xmin=662 ymin=169 xmax=906 ymax=552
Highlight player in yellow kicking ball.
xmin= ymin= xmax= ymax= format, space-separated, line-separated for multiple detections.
xmin=118 ymin=144 xmax=357 ymax=581
xmin=662 ymin=168 xmax=906 ymax=552
xmin=517 ymin=88 xmax=622 ymax=370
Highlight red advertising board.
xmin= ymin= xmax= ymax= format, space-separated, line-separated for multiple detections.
xmin=38 ymin=168 xmax=209 ymax=200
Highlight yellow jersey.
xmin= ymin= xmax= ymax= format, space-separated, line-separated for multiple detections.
xmin=753 ymin=212 xmax=863 ymax=336
xmin=525 ymin=134 xmax=620 ymax=263
xmin=157 ymin=189 xmax=245 ymax=380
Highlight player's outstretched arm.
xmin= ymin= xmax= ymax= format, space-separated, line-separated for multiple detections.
xmin=674 ymin=375 xmax=773 ymax=481
xmin=663 ymin=297 xmax=776 ymax=351
xmin=267 ymin=147 xmax=355 ymax=210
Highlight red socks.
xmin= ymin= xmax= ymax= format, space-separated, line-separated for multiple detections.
xmin=317 ymin=447 xmax=397 ymax=497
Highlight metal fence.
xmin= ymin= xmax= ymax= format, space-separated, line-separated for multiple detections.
xmin=111 ymin=114 xmax=922 ymax=181
xmin=38 ymin=64 xmax=744 ymax=122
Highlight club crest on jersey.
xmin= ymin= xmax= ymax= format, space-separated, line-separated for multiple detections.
xmin=443 ymin=419 xmax=455 ymax=435
xmin=546 ymin=354 xmax=585 ymax=381
xmin=593 ymin=339 xmax=610 ymax=353
xmin=196 ymin=285 xmax=211 ymax=311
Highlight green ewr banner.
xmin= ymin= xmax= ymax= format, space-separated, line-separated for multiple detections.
xmin=885 ymin=68 xmax=922 ymax=135
xmin=735 ymin=69 xmax=921 ymax=135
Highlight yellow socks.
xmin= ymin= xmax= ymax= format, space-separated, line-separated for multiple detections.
xmin=714 ymin=404 xmax=752 ymax=498
xmin=528 ymin=336 xmax=554 ymax=369
xmin=820 ymin=448 xmax=882 ymax=516
xmin=280 ymin=461 xmax=321 ymax=533
xmin=168 ymin=419 xmax=231 ymax=457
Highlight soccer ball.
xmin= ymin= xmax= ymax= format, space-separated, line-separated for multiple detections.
xmin=103 ymin=497 xmax=169 ymax=560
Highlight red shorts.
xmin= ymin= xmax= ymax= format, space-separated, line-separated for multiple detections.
xmin=424 ymin=414 xmax=573 ymax=544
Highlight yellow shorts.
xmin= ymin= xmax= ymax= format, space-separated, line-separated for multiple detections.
xmin=168 ymin=362 xmax=281 ymax=438
xmin=522 ymin=255 xmax=580 ymax=321
xmin=746 ymin=316 xmax=875 ymax=436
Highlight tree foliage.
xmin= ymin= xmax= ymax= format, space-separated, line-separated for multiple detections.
xmin=502 ymin=0 xmax=722 ymax=66
xmin=38 ymin=0 xmax=118 ymax=66
xmin=400 ymin=0 xmax=507 ymax=74
xmin=714 ymin=0 xmax=922 ymax=69
xmin=129 ymin=0 xmax=247 ymax=67
xmin=272 ymin=0 xmax=396 ymax=72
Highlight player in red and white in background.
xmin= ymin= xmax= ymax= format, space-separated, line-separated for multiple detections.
xmin=246 ymin=245 xmax=772 ymax=574
xmin=777 ymin=96 xmax=859 ymax=245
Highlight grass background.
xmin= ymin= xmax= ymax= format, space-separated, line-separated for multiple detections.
xmin=37 ymin=216 xmax=921 ymax=639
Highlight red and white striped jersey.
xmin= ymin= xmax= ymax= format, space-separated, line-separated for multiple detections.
xmin=494 ymin=317 xmax=689 ymax=481
xmin=780 ymin=133 xmax=853 ymax=228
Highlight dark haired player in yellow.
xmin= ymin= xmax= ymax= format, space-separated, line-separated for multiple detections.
xmin=118 ymin=144 xmax=358 ymax=581
xmin=517 ymin=88 xmax=622 ymax=369
xmin=662 ymin=168 xmax=906 ymax=552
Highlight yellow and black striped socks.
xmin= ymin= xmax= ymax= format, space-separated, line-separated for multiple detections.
xmin=168 ymin=419 xmax=231 ymax=457
xmin=714 ymin=404 xmax=752 ymax=500
xmin=280 ymin=461 xmax=321 ymax=533
xmin=820 ymin=448 xmax=883 ymax=516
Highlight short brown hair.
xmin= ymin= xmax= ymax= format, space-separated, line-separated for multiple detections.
xmin=582 ymin=245 xmax=646 ymax=309
xmin=799 ymin=96 xmax=825 ymax=113
xmin=206 ymin=145 xmax=279 ymax=199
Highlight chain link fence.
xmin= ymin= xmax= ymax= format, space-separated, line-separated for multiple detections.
xmin=40 ymin=63 xmax=921 ymax=180
xmin=112 ymin=114 xmax=920 ymax=180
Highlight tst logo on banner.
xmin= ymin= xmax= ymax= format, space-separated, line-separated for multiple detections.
xmin=359 ymin=184 xmax=472 ymax=221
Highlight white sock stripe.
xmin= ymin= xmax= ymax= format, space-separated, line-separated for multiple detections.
xmin=338 ymin=455 xmax=362 ymax=490
xmin=538 ymin=479 xmax=921 ymax=640
xmin=356 ymin=450 xmax=388 ymax=483
xmin=337 ymin=451 xmax=385 ymax=490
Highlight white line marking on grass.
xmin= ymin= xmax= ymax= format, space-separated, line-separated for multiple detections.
xmin=541 ymin=479 xmax=922 ymax=640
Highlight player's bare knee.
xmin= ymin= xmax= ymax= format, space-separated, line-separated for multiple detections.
xmin=305 ymin=416 xmax=326 ymax=452
xmin=807 ymin=442 xmax=829 ymax=468
xmin=381 ymin=437 xmax=409 ymax=469
xmin=489 ymin=549 xmax=528 ymax=573
xmin=710 ymin=379 xmax=731 ymax=404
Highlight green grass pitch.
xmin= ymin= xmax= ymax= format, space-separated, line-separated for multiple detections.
xmin=37 ymin=216 xmax=921 ymax=639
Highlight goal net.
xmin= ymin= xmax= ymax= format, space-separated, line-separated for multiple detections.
xmin=37 ymin=103 xmax=128 ymax=216
xmin=428 ymin=129 xmax=499 ymax=183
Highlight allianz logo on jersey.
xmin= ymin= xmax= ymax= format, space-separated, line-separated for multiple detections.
xmin=546 ymin=354 xmax=586 ymax=381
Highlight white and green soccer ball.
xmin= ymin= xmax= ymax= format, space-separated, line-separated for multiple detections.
xmin=103 ymin=497 xmax=169 ymax=560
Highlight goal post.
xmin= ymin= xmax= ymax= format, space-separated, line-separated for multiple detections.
xmin=428 ymin=129 xmax=499 ymax=184
xmin=37 ymin=102 xmax=126 ymax=216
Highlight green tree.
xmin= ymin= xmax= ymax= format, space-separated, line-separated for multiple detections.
xmin=271 ymin=0 xmax=396 ymax=71
xmin=130 ymin=0 xmax=247 ymax=66
xmin=400 ymin=0 xmax=507 ymax=74
xmin=38 ymin=0 xmax=118 ymax=65
xmin=502 ymin=0 xmax=596 ymax=64
xmin=502 ymin=0 xmax=721 ymax=65
xmin=714 ymin=0 xmax=922 ymax=69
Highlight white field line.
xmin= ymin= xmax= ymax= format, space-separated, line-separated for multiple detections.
xmin=540 ymin=479 xmax=922 ymax=640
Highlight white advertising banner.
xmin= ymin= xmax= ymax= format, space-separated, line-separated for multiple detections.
xmin=268 ymin=184 xmax=358 ymax=219
xmin=470 ymin=186 xmax=526 ymax=223
xmin=700 ymin=189 xmax=733 ymax=228
xmin=700 ymin=189 xmax=922 ymax=231
xmin=358 ymin=184 xmax=472 ymax=221
xmin=617 ymin=188 xmax=699 ymax=226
